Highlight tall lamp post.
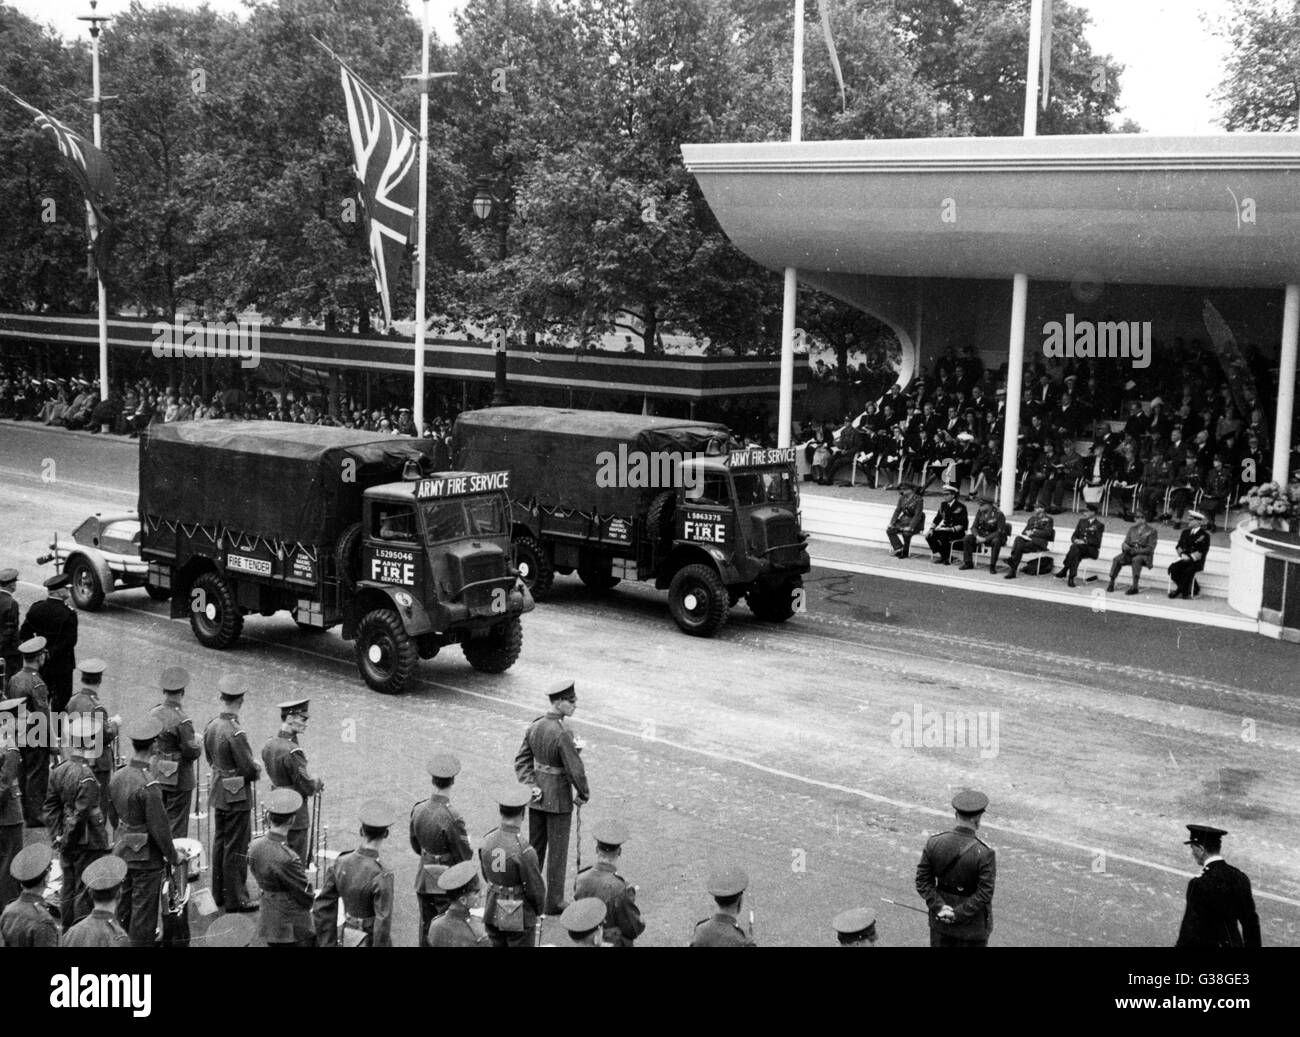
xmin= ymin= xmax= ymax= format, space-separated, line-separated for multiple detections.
xmin=77 ymin=1 xmax=112 ymax=402
xmin=473 ymin=174 xmax=511 ymax=406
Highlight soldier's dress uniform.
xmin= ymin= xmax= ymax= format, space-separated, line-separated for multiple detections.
xmin=0 ymin=844 xmax=59 ymax=947
xmin=262 ymin=723 xmax=320 ymax=865
xmin=107 ymin=720 xmax=177 ymax=947
xmin=923 ymin=488 xmax=969 ymax=565
xmin=149 ymin=668 xmax=201 ymax=839
xmin=63 ymin=855 xmax=128 ymax=948
xmin=43 ymin=739 xmax=109 ymax=930
xmin=1175 ymin=825 xmax=1261 ymax=948
xmin=248 ymin=790 xmax=315 ymax=947
xmin=409 ymin=752 xmax=471 ymax=946
xmin=1167 ymin=517 xmax=1212 ymax=599
xmin=425 ymin=861 xmax=490 ymax=947
xmin=915 ymin=791 xmax=996 ymax=947
xmin=958 ymin=501 xmax=1008 ymax=573
xmin=1056 ymin=511 xmax=1105 ymax=586
xmin=0 ymin=697 xmax=25 ymax=906
xmin=574 ymin=821 xmax=644 ymax=947
xmin=885 ymin=488 xmax=926 ymax=559
xmin=1004 ymin=510 xmax=1056 ymax=578
xmin=479 ymin=785 xmax=546 ymax=948
xmin=690 ymin=867 xmax=755 ymax=947
xmin=313 ymin=802 xmax=394 ymax=948
xmin=203 ymin=703 xmax=260 ymax=911
xmin=1107 ymin=518 xmax=1159 ymax=594
xmin=65 ymin=662 xmax=118 ymax=806
xmin=9 ymin=645 xmax=50 ymax=827
xmin=19 ymin=577 xmax=77 ymax=712
xmin=0 ymin=571 xmax=21 ymax=689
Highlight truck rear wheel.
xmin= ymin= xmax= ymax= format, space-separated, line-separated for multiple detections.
xmin=667 ymin=564 xmax=729 ymax=637
xmin=462 ymin=616 xmax=523 ymax=673
xmin=513 ymin=535 xmax=554 ymax=601
xmin=577 ymin=555 xmax=619 ymax=593
xmin=67 ymin=558 xmax=105 ymax=611
xmin=746 ymin=578 xmax=800 ymax=622
xmin=355 ymin=609 xmax=418 ymax=694
xmin=189 ymin=572 xmax=243 ymax=649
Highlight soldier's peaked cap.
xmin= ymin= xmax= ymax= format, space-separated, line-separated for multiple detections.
xmin=82 ymin=854 xmax=127 ymax=891
xmin=126 ymin=716 xmax=163 ymax=743
xmin=43 ymin=572 xmax=70 ymax=590
xmin=437 ymin=859 xmax=480 ymax=894
xmin=1184 ymin=824 xmax=1228 ymax=846
xmin=11 ymin=842 xmax=52 ymax=881
xmin=359 ymin=800 xmax=395 ymax=828
xmin=952 ymin=790 xmax=989 ymax=814
xmin=205 ymin=914 xmax=256 ymax=947
xmin=217 ymin=675 xmax=246 ymax=699
xmin=277 ymin=697 xmax=310 ymax=715
xmin=497 ymin=784 xmax=533 ymax=810
xmin=0 ymin=568 xmax=17 ymax=583
xmin=79 ymin=658 xmax=107 ymax=677
xmin=592 ymin=819 xmax=629 ymax=848
xmin=547 ymin=680 xmax=576 ymax=701
xmin=160 ymin=666 xmax=189 ymax=692
xmin=266 ymin=788 xmax=303 ymax=815
xmin=707 ymin=867 xmax=749 ymax=898
xmin=832 ymin=907 xmax=877 ymax=941
xmin=560 ymin=897 xmax=607 ymax=934
xmin=426 ymin=751 xmax=461 ymax=779
xmin=18 ymin=636 xmax=46 ymax=655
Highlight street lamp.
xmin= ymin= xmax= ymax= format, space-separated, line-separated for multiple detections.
xmin=473 ymin=174 xmax=511 ymax=405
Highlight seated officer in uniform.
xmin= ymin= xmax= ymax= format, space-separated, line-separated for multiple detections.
xmin=690 ymin=867 xmax=755 ymax=947
xmin=885 ymin=484 xmax=925 ymax=559
xmin=958 ymin=497 xmax=1007 ymax=574
xmin=914 ymin=790 xmax=996 ymax=948
xmin=559 ymin=897 xmax=608 ymax=947
xmin=1055 ymin=503 xmax=1105 ymax=588
xmin=63 ymin=854 xmax=128 ymax=948
xmin=1168 ymin=510 xmax=1211 ymax=599
xmin=0 ymin=842 xmax=59 ymax=946
xmin=426 ymin=860 xmax=490 ymax=947
xmin=574 ymin=819 xmax=644 ymax=947
xmin=832 ymin=907 xmax=878 ymax=946
xmin=1003 ymin=505 xmax=1055 ymax=579
xmin=1175 ymin=824 xmax=1261 ymax=948
xmin=924 ymin=484 xmax=969 ymax=565
xmin=1107 ymin=511 xmax=1159 ymax=595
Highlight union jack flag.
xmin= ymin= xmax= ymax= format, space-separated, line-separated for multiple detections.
xmin=315 ymin=40 xmax=419 ymax=326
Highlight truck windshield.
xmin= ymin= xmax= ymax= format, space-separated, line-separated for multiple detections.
xmin=421 ymin=497 xmax=508 ymax=543
xmin=731 ymin=470 xmax=796 ymax=507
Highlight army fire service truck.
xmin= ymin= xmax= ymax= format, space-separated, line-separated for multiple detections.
xmin=453 ymin=407 xmax=810 ymax=637
xmin=138 ymin=422 xmax=533 ymax=693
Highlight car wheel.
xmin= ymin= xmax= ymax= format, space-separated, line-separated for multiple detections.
xmin=67 ymin=558 xmax=105 ymax=611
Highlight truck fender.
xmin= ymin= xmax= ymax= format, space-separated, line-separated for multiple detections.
xmin=64 ymin=548 xmax=113 ymax=594
xmin=657 ymin=545 xmax=739 ymax=589
xmin=348 ymin=584 xmax=435 ymax=637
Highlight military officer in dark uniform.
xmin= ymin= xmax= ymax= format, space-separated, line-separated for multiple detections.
xmin=203 ymin=678 xmax=261 ymax=912
xmin=1003 ymin=506 xmax=1055 ymax=579
xmin=19 ymin=572 xmax=77 ymax=713
xmin=559 ymin=897 xmax=608 ymax=946
xmin=0 ymin=568 xmax=21 ymax=691
xmin=1175 ymin=824 xmax=1261 ymax=948
xmin=1168 ymin=510 xmax=1211 ymax=599
xmin=1107 ymin=511 xmax=1159 ymax=595
xmin=0 ymin=842 xmax=59 ymax=946
xmin=832 ymin=907 xmax=878 ymax=946
xmin=924 ymin=484 xmax=969 ymax=565
xmin=1055 ymin=503 xmax=1105 ymax=588
xmin=958 ymin=497 xmax=1007 ymax=574
xmin=515 ymin=680 xmax=589 ymax=915
xmin=149 ymin=667 xmax=201 ymax=840
xmin=409 ymin=750 xmax=471 ymax=946
xmin=63 ymin=854 xmax=128 ymax=948
xmin=690 ymin=867 xmax=755 ymax=947
xmin=9 ymin=636 xmax=50 ymax=826
xmin=261 ymin=697 xmax=322 ymax=865
xmin=885 ymin=484 xmax=925 ymax=559
xmin=248 ymin=788 xmax=314 ymax=947
xmin=574 ymin=819 xmax=644 ymax=947
xmin=65 ymin=659 xmax=119 ymax=806
xmin=43 ymin=715 xmax=109 ymax=930
xmin=915 ymin=790 xmax=996 ymax=947
xmin=107 ymin=716 xmax=177 ymax=947
xmin=0 ymin=696 xmax=26 ymax=906
xmin=313 ymin=801 xmax=395 ymax=948
xmin=479 ymin=784 xmax=546 ymax=948
xmin=425 ymin=860 xmax=490 ymax=947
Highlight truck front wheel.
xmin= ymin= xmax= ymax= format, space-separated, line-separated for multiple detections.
xmin=667 ymin=564 xmax=729 ymax=637
xmin=189 ymin=572 xmax=244 ymax=649
xmin=355 ymin=609 xmax=419 ymax=694
xmin=67 ymin=558 xmax=105 ymax=611
xmin=513 ymin=535 xmax=554 ymax=601
xmin=462 ymin=616 xmax=523 ymax=673
xmin=746 ymin=578 xmax=801 ymax=622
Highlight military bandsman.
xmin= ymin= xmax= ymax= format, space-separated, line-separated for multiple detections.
xmin=43 ymin=714 xmax=109 ymax=930
xmin=425 ymin=859 xmax=490 ymax=947
xmin=9 ymin=636 xmax=50 ymax=827
xmin=409 ymin=750 xmax=471 ymax=946
xmin=479 ymin=784 xmax=546 ymax=948
xmin=574 ymin=819 xmax=644 ymax=947
xmin=203 ymin=677 xmax=261 ymax=912
xmin=149 ymin=667 xmax=202 ymax=839
xmin=63 ymin=854 xmax=128 ymax=948
xmin=248 ymin=787 xmax=315 ymax=947
xmin=832 ymin=907 xmax=878 ymax=946
xmin=690 ymin=867 xmax=756 ymax=947
xmin=262 ymin=697 xmax=323 ymax=864
xmin=65 ymin=658 xmax=119 ymax=805
xmin=313 ymin=800 xmax=395 ymax=948
xmin=0 ymin=696 xmax=25 ymax=905
xmin=0 ymin=842 xmax=59 ymax=946
xmin=559 ymin=897 xmax=608 ymax=947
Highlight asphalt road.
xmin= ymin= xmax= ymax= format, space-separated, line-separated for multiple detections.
xmin=2 ymin=420 xmax=1298 ymax=947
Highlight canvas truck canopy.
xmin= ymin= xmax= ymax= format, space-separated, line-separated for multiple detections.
xmin=139 ymin=421 xmax=434 ymax=545
xmin=453 ymin=407 xmax=732 ymax=515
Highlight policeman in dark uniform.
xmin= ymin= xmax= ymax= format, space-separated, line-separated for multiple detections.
xmin=1175 ymin=824 xmax=1261 ymax=948
xmin=409 ymin=750 xmax=471 ymax=946
xmin=924 ymin=484 xmax=969 ymax=565
xmin=426 ymin=860 xmax=490 ymax=947
xmin=106 ymin=716 xmax=177 ymax=947
xmin=574 ymin=819 xmax=644 ymax=947
xmin=65 ymin=659 xmax=119 ymax=805
xmin=479 ymin=784 xmax=546 ymax=948
xmin=515 ymin=680 xmax=589 ymax=915
xmin=559 ymin=897 xmax=608 ymax=946
xmin=915 ymin=790 xmax=996 ymax=947
xmin=43 ymin=714 xmax=109 ymax=930
xmin=149 ymin=667 xmax=201 ymax=840
xmin=690 ymin=867 xmax=756 ymax=947
xmin=958 ymin=497 xmax=1007 ymax=574
xmin=261 ymin=697 xmax=322 ymax=865
xmin=0 ymin=568 xmax=21 ymax=690
xmin=313 ymin=801 xmax=395 ymax=947
xmin=249 ymin=787 xmax=315 ymax=947
xmin=63 ymin=854 xmax=128 ymax=948
xmin=1168 ymin=510 xmax=1211 ymax=599
xmin=832 ymin=907 xmax=878 ymax=946
xmin=19 ymin=572 xmax=77 ymax=713
xmin=0 ymin=843 xmax=59 ymax=946
xmin=203 ymin=678 xmax=261 ymax=912
xmin=1055 ymin=503 xmax=1105 ymax=588
xmin=9 ymin=636 xmax=50 ymax=826
xmin=0 ymin=696 xmax=25 ymax=906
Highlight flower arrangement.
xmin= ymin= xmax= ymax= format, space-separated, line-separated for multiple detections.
xmin=1243 ymin=481 xmax=1300 ymax=524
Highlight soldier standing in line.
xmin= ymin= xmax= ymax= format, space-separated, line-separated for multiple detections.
xmin=559 ymin=898 xmax=608 ymax=947
xmin=479 ymin=785 xmax=546 ymax=948
xmin=9 ymin=636 xmax=50 ymax=827
xmin=261 ymin=698 xmax=323 ymax=865
xmin=65 ymin=659 xmax=119 ymax=806
xmin=150 ymin=667 xmax=202 ymax=840
xmin=0 ymin=568 xmax=21 ymax=690
xmin=425 ymin=860 xmax=490 ymax=947
xmin=313 ymin=801 xmax=395 ymax=948
xmin=249 ymin=788 xmax=315 ymax=947
xmin=915 ymin=790 xmax=996 ymax=947
xmin=0 ymin=696 xmax=25 ymax=906
xmin=0 ymin=843 xmax=59 ymax=946
xmin=19 ymin=573 xmax=77 ymax=713
xmin=690 ymin=868 xmax=755 ymax=947
xmin=106 ymin=716 xmax=177 ymax=947
xmin=43 ymin=714 xmax=109 ymax=930
xmin=409 ymin=751 xmax=471 ymax=946
xmin=832 ymin=908 xmax=878 ymax=946
xmin=1175 ymin=824 xmax=1261 ymax=948
xmin=574 ymin=819 xmax=644 ymax=947
xmin=515 ymin=679 xmax=589 ymax=915
xmin=203 ymin=679 xmax=261 ymax=912
xmin=63 ymin=854 xmax=128 ymax=948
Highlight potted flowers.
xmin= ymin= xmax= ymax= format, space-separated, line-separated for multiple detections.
xmin=1242 ymin=481 xmax=1298 ymax=531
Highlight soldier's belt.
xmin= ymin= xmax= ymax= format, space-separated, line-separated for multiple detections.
xmin=488 ymin=882 xmax=524 ymax=896
xmin=533 ymin=764 xmax=564 ymax=775
xmin=420 ymin=851 xmax=453 ymax=864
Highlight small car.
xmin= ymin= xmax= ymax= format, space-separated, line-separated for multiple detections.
xmin=37 ymin=514 xmax=170 ymax=611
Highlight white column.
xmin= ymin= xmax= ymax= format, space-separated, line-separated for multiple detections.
xmin=1272 ymin=283 xmax=1299 ymax=484
xmin=90 ymin=25 xmax=109 ymax=399
xmin=999 ymin=275 xmax=1029 ymax=516
xmin=776 ymin=0 xmax=805 ymax=448
xmin=412 ymin=0 xmax=431 ymax=436
xmin=1024 ymin=0 xmax=1043 ymax=137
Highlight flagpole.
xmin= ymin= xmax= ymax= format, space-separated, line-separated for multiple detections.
xmin=412 ymin=0 xmax=432 ymax=438
xmin=777 ymin=0 xmax=804 ymax=449
xmin=82 ymin=1 xmax=110 ymax=408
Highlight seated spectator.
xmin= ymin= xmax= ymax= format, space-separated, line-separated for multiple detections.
xmin=967 ymin=441 xmax=999 ymax=502
xmin=41 ymin=389 xmax=70 ymax=426
xmin=1166 ymin=441 xmax=1200 ymax=530
xmin=1198 ymin=454 xmax=1234 ymax=531
xmin=885 ymin=484 xmax=926 ymax=559
xmin=65 ymin=391 xmax=98 ymax=430
xmin=163 ymin=396 xmax=180 ymax=422
xmin=1003 ymin=505 xmax=1055 ymax=580
xmin=1055 ymin=503 xmax=1105 ymax=588
xmin=923 ymin=483 xmax=968 ymax=565
xmin=1106 ymin=511 xmax=1159 ymax=595
xmin=1139 ymin=445 xmax=1172 ymax=520
xmin=1168 ymin=510 xmax=1211 ymax=599
xmin=958 ymin=497 xmax=1008 ymax=574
